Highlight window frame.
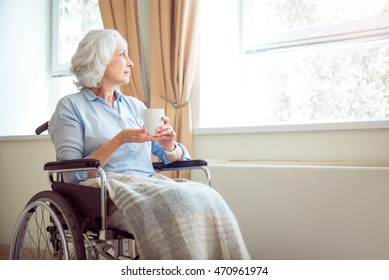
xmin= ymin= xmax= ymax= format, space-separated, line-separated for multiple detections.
xmin=51 ymin=0 xmax=70 ymax=77
xmin=242 ymin=15 xmax=389 ymax=55
xmin=194 ymin=118 xmax=389 ymax=135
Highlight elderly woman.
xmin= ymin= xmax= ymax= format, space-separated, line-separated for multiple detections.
xmin=48 ymin=29 xmax=249 ymax=260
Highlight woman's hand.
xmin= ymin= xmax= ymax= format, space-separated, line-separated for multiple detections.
xmin=118 ymin=117 xmax=176 ymax=149
xmin=117 ymin=128 xmax=157 ymax=144
xmin=154 ymin=116 xmax=176 ymax=151
xmin=153 ymin=116 xmax=183 ymax=161
xmin=87 ymin=128 xmax=157 ymax=178
xmin=118 ymin=117 xmax=182 ymax=161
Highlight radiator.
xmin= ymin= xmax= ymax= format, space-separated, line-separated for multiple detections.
xmin=193 ymin=160 xmax=389 ymax=260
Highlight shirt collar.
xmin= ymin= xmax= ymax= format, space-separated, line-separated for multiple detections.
xmin=83 ymin=88 xmax=123 ymax=102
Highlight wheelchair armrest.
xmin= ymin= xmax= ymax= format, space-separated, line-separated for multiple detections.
xmin=35 ymin=121 xmax=49 ymax=135
xmin=152 ymin=159 xmax=208 ymax=171
xmin=44 ymin=158 xmax=101 ymax=171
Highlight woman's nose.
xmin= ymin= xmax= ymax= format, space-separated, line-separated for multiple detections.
xmin=128 ymin=58 xmax=134 ymax=68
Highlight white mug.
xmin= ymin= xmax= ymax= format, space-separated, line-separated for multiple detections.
xmin=136 ymin=108 xmax=165 ymax=136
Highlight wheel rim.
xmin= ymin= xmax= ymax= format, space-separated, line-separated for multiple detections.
xmin=11 ymin=199 xmax=72 ymax=260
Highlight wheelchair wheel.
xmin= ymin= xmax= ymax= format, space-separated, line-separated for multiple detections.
xmin=10 ymin=190 xmax=86 ymax=260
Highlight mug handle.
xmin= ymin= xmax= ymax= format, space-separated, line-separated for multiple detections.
xmin=135 ymin=113 xmax=144 ymax=128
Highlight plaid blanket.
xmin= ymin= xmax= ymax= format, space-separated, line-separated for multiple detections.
xmin=81 ymin=172 xmax=250 ymax=260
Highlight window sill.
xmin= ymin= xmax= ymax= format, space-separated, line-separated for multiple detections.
xmin=194 ymin=119 xmax=389 ymax=135
xmin=0 ymin=134 xmax=50 ymax=142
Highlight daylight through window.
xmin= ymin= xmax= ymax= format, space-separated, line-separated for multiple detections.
xmin=198 ymin=0 xmax=389 ymax=131
xmin=52 ymin=0 xmax=103 ymax=76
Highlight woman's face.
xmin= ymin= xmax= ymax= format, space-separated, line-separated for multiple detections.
xmin=103 ymin=40 xmax=134 ymax=86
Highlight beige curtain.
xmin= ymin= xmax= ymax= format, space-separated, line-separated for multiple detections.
xmin=150 ymin=0 xmax=200 ymax=179
xmin=99 ymin=0 xmax=146 ymax=102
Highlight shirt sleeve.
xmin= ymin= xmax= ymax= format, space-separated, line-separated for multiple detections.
xmin=151 ymin=141 xmax=191 ymax=164
xmin=48 ymin=96 xmax=87 ymax=183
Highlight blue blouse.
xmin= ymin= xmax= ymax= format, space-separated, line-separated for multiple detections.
xmin=48 ymin=88 xmax=190 ymax=183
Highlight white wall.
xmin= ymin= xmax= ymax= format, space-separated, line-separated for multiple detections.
xmin=0 ymin=0 xmax=76 ymax=137
xmin=1 ymin=0 xmax=389 ymax=260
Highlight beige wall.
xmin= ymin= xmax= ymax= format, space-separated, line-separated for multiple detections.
xmin=0 ymin=138 xmax=55 ymax=246
xmin=193 ymin=129 xmax=389 ymax=162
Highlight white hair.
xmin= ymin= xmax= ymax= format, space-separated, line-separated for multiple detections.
xmin=70 ymin=29 xmax=128 ymax=89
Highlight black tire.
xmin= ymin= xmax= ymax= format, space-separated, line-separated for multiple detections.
xmin=10 ymin=190 xmax=86 ymax=259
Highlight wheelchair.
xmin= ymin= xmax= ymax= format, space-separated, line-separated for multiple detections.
xmin=9 ymin=121 xmax=211 ymax=260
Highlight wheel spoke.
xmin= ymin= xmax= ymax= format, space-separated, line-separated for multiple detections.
xmin=9 ymin=191 xmax=85 ymax=260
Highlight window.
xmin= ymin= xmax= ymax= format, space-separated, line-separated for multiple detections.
xmin=198 ymin=0 xmax=389 ymax=132
xmin=52 ymin=0 xmax=103 ymax=76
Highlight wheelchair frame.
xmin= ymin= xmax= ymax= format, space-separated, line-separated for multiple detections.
xmin=9 ymin=121 xmax=211 ymax=260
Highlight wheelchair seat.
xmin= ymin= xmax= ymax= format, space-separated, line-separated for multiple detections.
xmin=9 ymin=121 xmax=211 ymax=260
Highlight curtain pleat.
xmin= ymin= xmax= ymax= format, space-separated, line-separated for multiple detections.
xmin=150 ymin=0 xmax=200 ymax=179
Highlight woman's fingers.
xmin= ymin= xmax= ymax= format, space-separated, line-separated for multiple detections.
xmin=162 ymin=116 xmax=170 ymax=124
xmin=155 ymin=124 xmax=175 ymax=137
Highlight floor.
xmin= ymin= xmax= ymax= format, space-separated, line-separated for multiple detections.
xmin=0 ymin=245 xmax=9 ymax=260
